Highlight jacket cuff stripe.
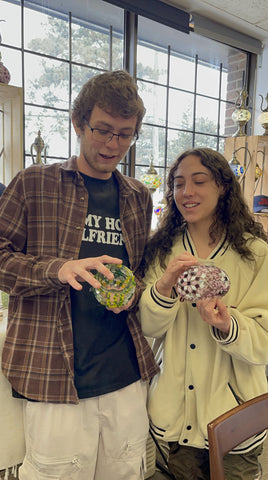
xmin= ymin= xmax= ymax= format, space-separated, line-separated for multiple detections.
xmin=150 ymin=284 xmax=177 ymax=309
xmin=212 ymin=316 xmax=238 ymax=344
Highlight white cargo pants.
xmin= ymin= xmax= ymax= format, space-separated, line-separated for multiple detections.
xmin=19 ymin=380 xmax=149 ymax=480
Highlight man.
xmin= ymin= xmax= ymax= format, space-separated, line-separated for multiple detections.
xmin=0 ymin=70 xmax=158 ymax=480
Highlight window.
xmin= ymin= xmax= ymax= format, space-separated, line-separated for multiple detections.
xmin=0 ymin=0 xmax=124 ymax=168
xmin=0 ymin=0 xmax=252 ymax=200
xmin=135 ymin=15 xmax=249 ymax=209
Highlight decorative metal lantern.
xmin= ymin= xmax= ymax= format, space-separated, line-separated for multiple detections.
xmin=30 ymin=130 xmax=47 ymax=165
xmin=231 ymin=87 xmax=251 ymax=137
xmin=229 ymin=151 xmax=244 ymax=177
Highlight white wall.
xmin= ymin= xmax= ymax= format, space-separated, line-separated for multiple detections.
xmin=253 ymin=42 xmax=268 ymax=135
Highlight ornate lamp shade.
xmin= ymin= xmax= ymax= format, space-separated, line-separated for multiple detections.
xmin=154 ymin=197 xmax=166 ymax=217
xmin=0 ymin=52 xmax=10 ymax=84
xmin=258 ymin=112 xmax=268 ymax=136
xmin=141 ymin=158 xmax=162 ymax=193
xmin=154 ymin=204 xmax=164 ymax=216
xmin=232 ymin=107 xmax=251 ymax=133
xmin=229 ymin=152 xmax=244 ymax=177
xmin=258 ymin=93 xmax=268 ymax=136
xmin=255 ymin=163 xmax=262 ymax=181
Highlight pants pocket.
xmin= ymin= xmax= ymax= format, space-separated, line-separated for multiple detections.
xmin=21 ymin=452 xmax=81 ymax=480
xmin=120 ymin=435 xmax=148 ymax=460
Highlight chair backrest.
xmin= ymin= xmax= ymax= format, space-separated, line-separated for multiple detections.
xmin=207 ymin=392 xmax=268 ymax=480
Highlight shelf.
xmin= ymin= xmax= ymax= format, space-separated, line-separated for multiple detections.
xmin=224 ymin=135 xmax=268 ymax=233
xmin=0 ymin=83 xmax=23 ymax=186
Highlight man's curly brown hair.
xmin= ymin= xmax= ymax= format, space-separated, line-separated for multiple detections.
xmin=72 ymin=70 xmax=145 ymax=135
xmin=143 ymin=148 xmax=267 ymax=272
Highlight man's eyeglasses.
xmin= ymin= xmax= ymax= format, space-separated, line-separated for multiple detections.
xmin=84 ymin=119 xmax=138 ymax=147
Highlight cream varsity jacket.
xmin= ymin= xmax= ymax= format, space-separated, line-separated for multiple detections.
xmin=139 ymin=230 xmax=268 ymax=453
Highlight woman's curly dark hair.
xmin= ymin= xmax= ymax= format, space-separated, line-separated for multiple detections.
xmin=143 ymin=148 xmax=267 ymax=272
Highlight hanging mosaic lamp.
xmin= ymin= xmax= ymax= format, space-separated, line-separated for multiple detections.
xmin=231 ymin=86 xmax=251 ymax=137
xmin=229 ymin=151 xmax=244 ymax=177
xmin=141 ymin=156 xmax=162 ymax=194
xmin=255 ymin=163 xmax=262 ymax=181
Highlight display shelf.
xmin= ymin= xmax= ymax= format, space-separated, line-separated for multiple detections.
xmin=224 ymin=136 xmax=268 ymax=233
xmin=0 ymin=83 xmax=23 ymax=186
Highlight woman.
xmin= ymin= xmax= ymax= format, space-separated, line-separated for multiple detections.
xmin=139 ymin=148 xmax=268 ymax=480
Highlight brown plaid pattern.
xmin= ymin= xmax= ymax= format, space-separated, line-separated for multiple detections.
xmin=0 ymin=156 xmax=158 ymax=403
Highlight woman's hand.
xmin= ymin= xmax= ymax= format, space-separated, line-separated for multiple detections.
xmin=196 ymin=297 xmax=231 ymax=334
xmin=156 ymin=252 xmax=197 ymax=297
xmin=58 ymin=255 xmax=122 ymax=290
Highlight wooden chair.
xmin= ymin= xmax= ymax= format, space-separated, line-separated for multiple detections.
xmin=207 ymin=392 xmax=268 ymax=480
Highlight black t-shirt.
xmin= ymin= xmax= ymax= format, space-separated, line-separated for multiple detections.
xmin=71 ymin=173 xmax=140 ymax=398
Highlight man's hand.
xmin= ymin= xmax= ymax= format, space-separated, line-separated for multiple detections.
xmin=58 ymin=255 xmax=122 ymax=290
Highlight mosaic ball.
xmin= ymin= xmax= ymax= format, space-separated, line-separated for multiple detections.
xmin=93 ymin=264 xmax=136 ymax=308
xmin=176 ymin=264 xmax=230 ymax=302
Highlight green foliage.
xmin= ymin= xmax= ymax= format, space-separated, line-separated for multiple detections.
xmin=25 ymin=15 xmax=123 ymax=152
xmin=25 ymin=16 xmax=218 ymax=162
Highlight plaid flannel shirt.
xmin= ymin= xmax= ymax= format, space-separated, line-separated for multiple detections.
xmin=0 ymin=156 xmax=158 ymax=403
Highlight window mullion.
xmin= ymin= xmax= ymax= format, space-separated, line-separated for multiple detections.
xmin=123 ymin=10 xmax=138 ymax=177
xmin=192 ymin=53 xmax=198 ymax=147
xmin=68 ymin=11 xmax=72 ymax=158
xmin=164 ymin=45 xmax=171 ymax=192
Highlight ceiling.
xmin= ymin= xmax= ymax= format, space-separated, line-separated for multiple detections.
xmin=161 ymin=0 xmax=268 ymax=44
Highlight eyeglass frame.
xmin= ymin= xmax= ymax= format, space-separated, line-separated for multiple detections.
xmin=83 ymin=118 xmax=138 ymax=147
